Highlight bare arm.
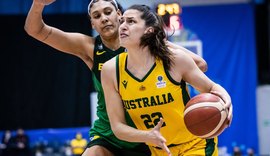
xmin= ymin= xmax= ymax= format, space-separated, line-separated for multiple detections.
xmin=24 ymin=0 xmax=94 ymax=68
xmin=166 ymin=41 xmax=208 ymax=72
xmin=101 ymin=58 xmax=171 ymax=154
xmin=174 ymin=51 xmax=232 ymax=123
xmin=101 ymin=58 xmax=150 ymax=142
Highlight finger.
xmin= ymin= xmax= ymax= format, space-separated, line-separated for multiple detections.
xmin=160 ymin=142 xmax=171 ymax=156
xmin=227 ymin=104 xmax=233 ymax=119
xmin=210 ymin=91 xmax=231 ymax=108
xmin=210 ymin=91 xmax=224 ymax=103
xmin=41 ymin=0 xmax=56 ymax=5
xmin=227 ymin=105 xmax=233 ymax=126
xmin=47 ymin=0 xmax=56 ymax=5
xmin=210 ymin=91 xmax=224 ymax=101
xmin=154 ymin=118 xmax=164 ymax=131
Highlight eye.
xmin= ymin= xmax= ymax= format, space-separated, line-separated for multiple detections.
xmin=127 ymin=19 xmax=136 ymax=24
xmin=104 ymin=8 xmax=113 ymax=16
xmin=105 ymin=10 xmax=112 ymax=15
xmin=92 ymin=14 xmax=101 ymax=19
xmin=119 ymin=18 xmax=124 ymax=24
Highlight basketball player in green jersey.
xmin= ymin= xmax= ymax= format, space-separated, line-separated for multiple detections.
xmin=25 ymin=0 xmax=208 ymax=155
xmin=101 ymin=5 xmax=233 ymax=156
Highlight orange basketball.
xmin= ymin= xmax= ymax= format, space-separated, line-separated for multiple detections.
xmin=183 ymin=93 xmax=229 ymax=139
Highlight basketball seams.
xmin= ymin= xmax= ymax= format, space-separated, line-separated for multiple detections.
xmin=188 ymin=93 xmax=220 ymax=104
xmin=198 ymin=109 xmax=227 ymax=138
xmin=183 ymin=101 xmax=225 ymax=116
xmin=183 ymin=93 xmax=229 ymax=139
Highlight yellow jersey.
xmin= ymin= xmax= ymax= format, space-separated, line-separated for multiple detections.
xmin=117 ymin=53 xmax=198 ymax=146
xmin=70 ymin=138 xmax=87 ymax=155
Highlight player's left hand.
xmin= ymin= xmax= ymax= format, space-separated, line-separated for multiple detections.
xmin=210 ymin=91 xmax=233 ymax=126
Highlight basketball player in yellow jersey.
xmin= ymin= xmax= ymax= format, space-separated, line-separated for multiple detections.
xmin=101 ymin=5 xmax=233 ymax=156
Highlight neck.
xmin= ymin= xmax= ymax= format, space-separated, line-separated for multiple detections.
xmin=100 ymin=34 xmax=120 ymax=51
xmin=127 ymin=46 xmax=155 ymax=71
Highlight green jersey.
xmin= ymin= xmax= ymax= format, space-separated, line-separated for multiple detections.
xmin=89 ymin=35 xmax=138 ymax=149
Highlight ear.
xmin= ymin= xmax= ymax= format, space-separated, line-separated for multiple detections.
xmin=117 ymin=9 xmax=122 ymax=16
xmin=91 ymin=21 xmax=96 ymax=29
xmin=117 ymin=10 xmax=123 ymax=23
xmin=144 ymin=27 xmax=154 ymax=34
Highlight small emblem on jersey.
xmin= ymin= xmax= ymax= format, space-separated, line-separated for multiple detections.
xmin=90 ymin=135 xmax=100 ymax=141
xmin=96 ymin=51 xmax=106 ymax=55
xmin=122 ymin=80 xmax=128 ymax=89
xmin=98 ymin=44 xmax=103 ymax=50
xmin=156 ymin=76 xmax=166 ymax=88
xmin=139 ymin=85 xmax=146 ymax=91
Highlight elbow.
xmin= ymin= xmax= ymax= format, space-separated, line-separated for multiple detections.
xmin=111 ymin=125 xmax=126 ymax=141
xmin=24 ymin=23 xmax=30 ymax=34
xmin=198 ymin=60 xmax=208 ymax=72
xmin=111 ymin=126 xmax=122 ymax=139
xmin=114 ymin=132 xmax=124 ymax=141
xmin=24 ymin=24 xmax=35 ymax=37
xmin=24 ymin=22 xmax=43 ymax=38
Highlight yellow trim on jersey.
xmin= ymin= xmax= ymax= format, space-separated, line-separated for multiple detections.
xmin=91 ymin=135 xmax=101 ymax=141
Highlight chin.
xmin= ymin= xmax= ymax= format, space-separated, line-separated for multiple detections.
xmin=119 ymin=41 xmax=128 ymax=48
xmin=102 ymin=30 xmax=117 ymax=37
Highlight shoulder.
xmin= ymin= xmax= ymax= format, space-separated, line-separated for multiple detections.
xmin=170 ymin=48 xmax=198 ymax=75
xmin=102 ymin=56 xmax=117 ymax=74
xmin=101 ymin=56 xmax=118 ymax=87
xmin=77 ymin=35 xmax=96 ymax=64
xmin=172 ymin=48 xmax=193 ymax=63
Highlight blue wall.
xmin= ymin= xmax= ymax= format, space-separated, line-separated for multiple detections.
xmin=182 ymin=4 xmax=258 ymax=153
xmin=0 ymin=0 xmax=89 ymax=15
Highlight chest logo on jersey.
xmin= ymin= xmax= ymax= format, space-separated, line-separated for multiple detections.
xmin=122 ymin=92 xmax=174 ymax=110
xmin=156 ymin=76 xmax=166 ymax=88
xmin=96 ymin=51 xmax=106 ymax=55
xmin=122 ymin=80 xmax=128 ymax=89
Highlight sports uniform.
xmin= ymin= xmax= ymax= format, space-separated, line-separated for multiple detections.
xmin=116 ymin=53 xmax=218 ymax=156
xmin=88 ymin=35 xmax=151 ymax=155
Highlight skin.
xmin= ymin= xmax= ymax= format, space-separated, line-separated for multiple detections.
xmin=24 ymin=0 xmax=122 ymax=70
xmin=25 ymin=0 xmax=120 ymax=155
xmin=101 ymin=9 xmax=232 ymax=156
xmin=24 ymin=0 xmax=208 ymax=155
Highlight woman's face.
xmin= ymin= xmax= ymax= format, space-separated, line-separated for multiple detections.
xmin=89 ymin=1 xmax=121 ymax=38
xmin=119 ymin=9 xmax=147 ymax=48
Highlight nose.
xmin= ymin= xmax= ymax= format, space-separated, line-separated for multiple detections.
xmin=101 ymin=14 xmax=108 ymax=24
xmin=119 ymin=21 xmax=127 ymax=31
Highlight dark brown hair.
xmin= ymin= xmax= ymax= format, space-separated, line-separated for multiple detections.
xmin=127 ymin=5 xmax=173 ymax=69
xmin=88 ymin=0 xmax=123 ymax=15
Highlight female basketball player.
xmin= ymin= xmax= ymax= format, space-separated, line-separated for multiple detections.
xmin=101 ymin=5 xmax=233 ymax=156
xmin=25 ymin=0 xmax=208 ymax=155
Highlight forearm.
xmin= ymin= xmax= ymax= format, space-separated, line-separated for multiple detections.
xmin=113 ymin=123 xmax=150 ymax=143
xmin=24 ymin=2 xmax=47 ymax=39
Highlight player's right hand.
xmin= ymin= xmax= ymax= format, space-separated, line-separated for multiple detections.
xmin=149 ymin=118 xmax=171 ymax=156
xmin=34 ymin=0 xmax=56 ymax=5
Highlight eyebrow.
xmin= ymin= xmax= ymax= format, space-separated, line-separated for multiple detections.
xmin=91 ymin=7 xmax=113 ymax=15
xmin=88 ymin=0 xmax=118 ymax=13
xmin=125 ymin=17 xmax=135 ymax=20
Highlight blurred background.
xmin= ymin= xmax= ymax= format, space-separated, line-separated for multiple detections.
xmin=0 ymin=0 xmax=269 ymax=155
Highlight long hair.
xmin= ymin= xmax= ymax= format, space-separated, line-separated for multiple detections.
xmin=127 ymin=5 xmax=173 ymax=70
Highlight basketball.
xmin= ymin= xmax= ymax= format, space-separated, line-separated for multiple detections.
xmin=183 ymin=93 xmax=229 ymax=139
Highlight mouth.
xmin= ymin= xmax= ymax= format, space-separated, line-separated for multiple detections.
xmin=102 ymin=25 xmax=113 ymax=30
xmin=120 ymin=33 xmax=128 ymax=38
